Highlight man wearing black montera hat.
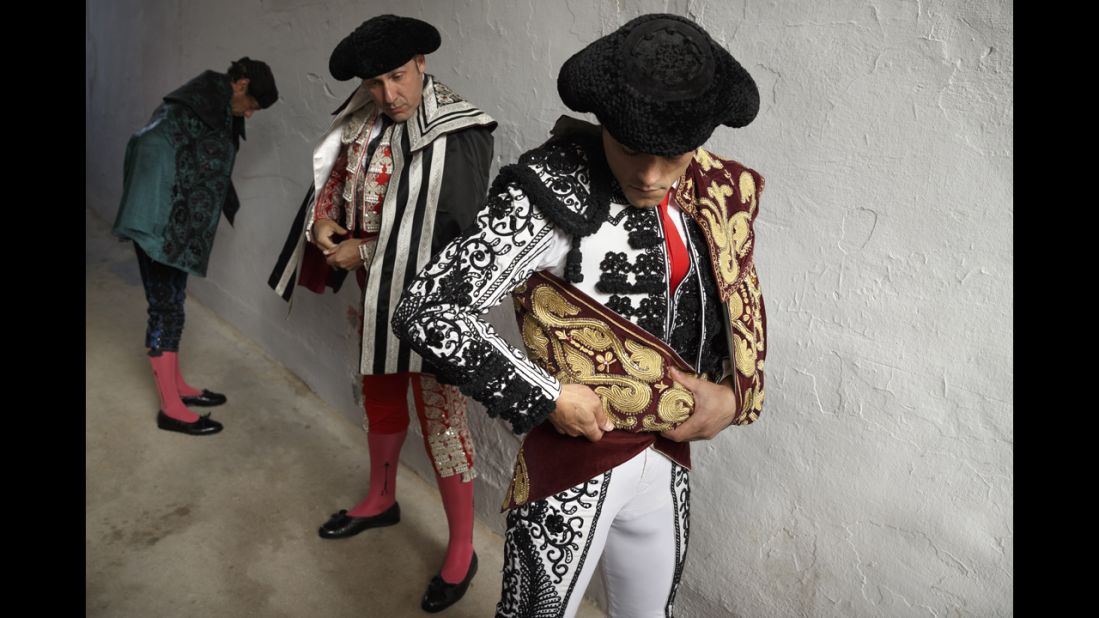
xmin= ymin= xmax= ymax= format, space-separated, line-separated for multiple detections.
xmin=393 ymin=14 xmax=767 ymax=616
xmin=114 ymin=58 xmax=278 ymax=437
xmin=268 ymin=15 xmax=495 ymax=613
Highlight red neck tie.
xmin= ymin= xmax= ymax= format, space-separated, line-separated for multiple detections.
xmin=658 ymin=191 xmax=689 ymax=294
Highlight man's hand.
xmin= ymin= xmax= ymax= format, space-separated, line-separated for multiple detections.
xmin=312 ymin=218 xmax=348 ymax=252
xmin=660 ymin=368 xmax=739 ymax=442
xmin=549 ymin=383 xmax=615 ymax=442
xmin=324 ymin=239 xmax=366 ymax=271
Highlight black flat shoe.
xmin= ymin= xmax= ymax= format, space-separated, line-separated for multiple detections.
xmin=181 ymin=389 xmax=227 ymax=407
xmin=317 ymin=503 xmax=400 ymax=539
xmin=156 ymin=410 xmax=223 ymax=436
xmin=421 ymin=552 xmax=478 ymax=613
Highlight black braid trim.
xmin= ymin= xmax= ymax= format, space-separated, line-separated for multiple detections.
xmin=426 ymin=337 xmax=557 ymax=435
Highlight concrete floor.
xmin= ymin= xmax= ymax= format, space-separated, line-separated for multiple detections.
xmin=85 ymin=210 xmax=604 ymax=618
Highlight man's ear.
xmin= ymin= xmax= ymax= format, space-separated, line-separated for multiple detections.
xmin=232 ymin=78 xmax=250 ymax=94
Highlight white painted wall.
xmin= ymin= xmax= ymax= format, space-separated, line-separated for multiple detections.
xmin=86 ymin=1 xmax=1013 ymax=615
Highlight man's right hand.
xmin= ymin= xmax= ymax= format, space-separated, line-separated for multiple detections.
xmin=548 ymin=383 xmax=614 ymax=442
xmin=312 ymin=218 xmax=348 ymax=252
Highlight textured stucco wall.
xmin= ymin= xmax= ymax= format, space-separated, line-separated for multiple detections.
xmin=86 ymin=1 xmax=1013 ymax=615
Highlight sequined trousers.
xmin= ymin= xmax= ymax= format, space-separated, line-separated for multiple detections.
xmin=360 ymin=372 xmax=476 ymax=481
xmin=134 ymin=243 xmax=188 ymax=354
xmin=496 ymin=448 xmax=690 ymax=618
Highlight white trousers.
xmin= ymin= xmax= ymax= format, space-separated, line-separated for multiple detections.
xmin=496 ymin=447 xmax=690 ymax=617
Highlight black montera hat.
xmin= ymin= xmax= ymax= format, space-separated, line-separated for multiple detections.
xmin=329 ymin=15 xmax=441 ymax=81
xmin=557 ymin=13 xmax=759 ymax=156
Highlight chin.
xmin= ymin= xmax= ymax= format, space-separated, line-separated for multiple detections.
xmin=625 ymin=193 xmax=661 ymax=208
xmin=384 ymin=109 xmax=415 ymax=123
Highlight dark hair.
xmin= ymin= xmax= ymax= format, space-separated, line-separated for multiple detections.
xmin=227 ymin=58 xmax=250 ymax=81
xmin=225 ymin=57 xmax=279 ymax=109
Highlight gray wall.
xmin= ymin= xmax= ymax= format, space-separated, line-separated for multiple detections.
xmin=86 ymin=1 xmax=1013 ymax=615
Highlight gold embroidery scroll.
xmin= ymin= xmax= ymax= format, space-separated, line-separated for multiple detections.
xmin=511 ymin=271 xmax=697 ymax=432
xmin=674 ymin=150 xmax=767 ymax=425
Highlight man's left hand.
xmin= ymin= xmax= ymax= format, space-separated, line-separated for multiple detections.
xmin=324 ymin=239 xmax=365 ymax=271
xmin=660 ymin=367 xmax=739 ymax=442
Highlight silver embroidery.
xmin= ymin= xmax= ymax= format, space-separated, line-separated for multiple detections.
xmin=418 ymin=374 xmax=477 ymax=481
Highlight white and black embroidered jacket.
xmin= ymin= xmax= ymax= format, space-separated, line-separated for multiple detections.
xmin=392 ymin=122 xmax=733 ymax=434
